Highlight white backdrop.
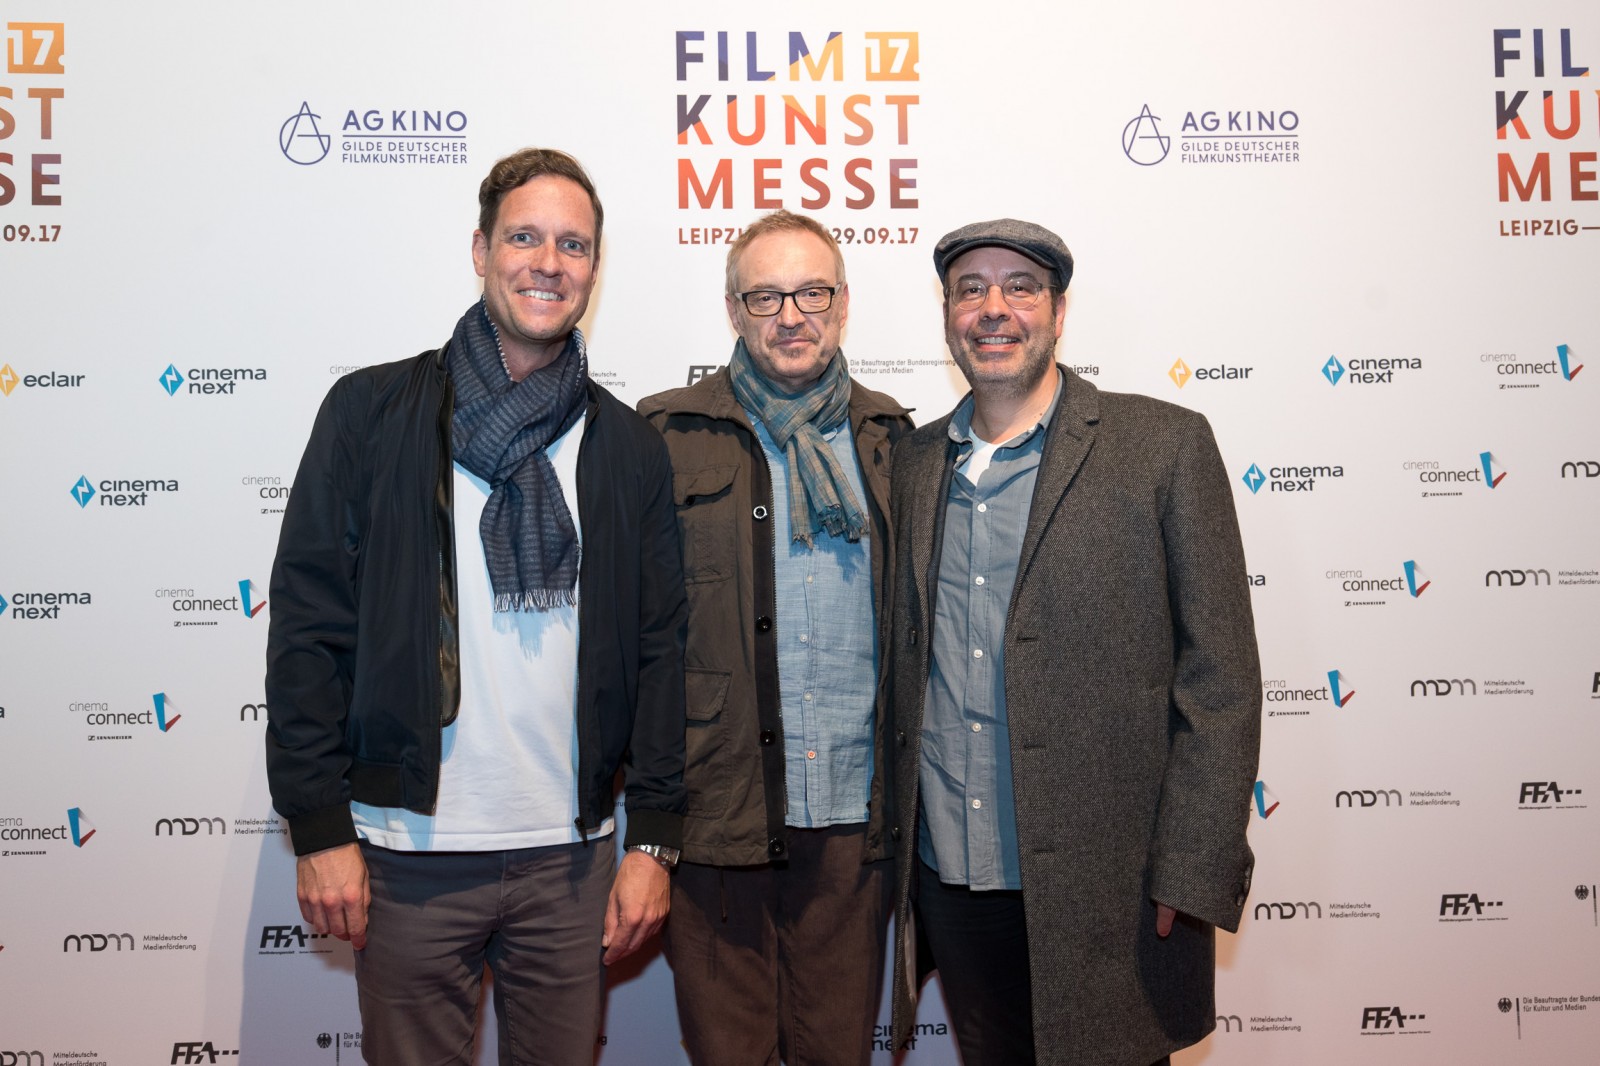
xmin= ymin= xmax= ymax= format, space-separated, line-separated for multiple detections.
xmin=1 ymin=2 xmax=1596 ymax=1064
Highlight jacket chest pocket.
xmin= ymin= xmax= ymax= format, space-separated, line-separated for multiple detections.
xmin=673 ymin=464 xmax=740 ymax=584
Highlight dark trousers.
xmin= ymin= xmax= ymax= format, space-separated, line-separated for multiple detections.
xmin=665 ymin=823 xmax=892 ymax=1066
xmin=916 ymin=862 xmax=1171 ymax=1066
xmin=355 ymin=837 xmax=615 ymax=1066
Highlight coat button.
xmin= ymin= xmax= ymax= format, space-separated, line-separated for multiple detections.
xmin=759 ymin=730 xmax=775 ymax=746
xmin=896 ymin=730 xmax=906 ymax=747
xmin=890 ymin=826 xmax=902 ymax=841
xmin=756 ymin=616 xmax=772 ymax=633
xmin=753 ymin=505 xmax=769 ymax=520
xmin=768 ymin=837 xmax=785 ymax=857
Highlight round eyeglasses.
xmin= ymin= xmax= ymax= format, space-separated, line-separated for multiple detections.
xmin=948 ymin=277 xmax=1050 ymax=311
xmin=734 ymin=286 xmax=840 ymax=316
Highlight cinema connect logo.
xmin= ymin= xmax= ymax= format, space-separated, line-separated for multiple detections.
xmin=1122 ymin=104 xmax=1171 ymax=165
xmin=1479 ymin=450 xmax=1507 ymax=488
xmin=280 ymin=101 xmax=332 ymax=165
xmin=1327 ymin=670 xmax=1355 ymax=707
xmin=1253 ymin=780 xmax=1280 ymax=819
xmin=1557 ymin=344 xmax=1583 ymax=381
xmin=152 ymin=692 xmax=181 ymax=732
xmin=1404 ymin=560 xmax=1431 ymax=597
xmin=68 ymin=807 xmax=96 ymax=846
xmin=240 ymin=579 xmax=266 ymax=618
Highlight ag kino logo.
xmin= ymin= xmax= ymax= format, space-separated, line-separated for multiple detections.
xmin=1480 ymin=344 xmax=1582 ymax=390
xmin=70 ymin=474 xmax=179 ymax=508
xmin=1122 ymin=104 xmax=1302 ymax=166
xmin=157 ymin=579 xmax=265 ymax=627
xmin=0 ymin=362 xmax=84 ymax=396
xmin=280 ymin=100 xmax=470 ymax=167
xmin=1240 ymin=461 xmax=1344 ymax=494
xmin=159 ymin=362 xmax=266 ymax=396
xmin=1 ymin=588 xmax=91 ymax=620
xmin=1321 ymin=354 xmax=1422 ymax=386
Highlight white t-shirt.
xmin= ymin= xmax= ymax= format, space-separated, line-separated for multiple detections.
xmin=352 ymin=412 xmax=614 ymax=850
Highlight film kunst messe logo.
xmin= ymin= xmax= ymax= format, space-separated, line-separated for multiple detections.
xmin=280 ymin=102 xmax=331 ymax=165
xmin=1123 ymin=105 xmax=1171 ymax=165
xmin=1327 ymin=670 xmax=1355 ymax=707
xmin=1253 ymin=780 xmax=1279 ymax=819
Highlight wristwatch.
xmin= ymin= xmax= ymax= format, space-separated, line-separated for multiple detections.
xmin=627 ymin=843 xmax=680 ymax=868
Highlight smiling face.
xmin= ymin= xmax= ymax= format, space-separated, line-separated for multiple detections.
xmin=726 ymin=230 xmax=849 ymax=394
xmin=942 ymin=245 xmax=1065 ymax=399
xmin=471 ymin=174 xmax=598 ymax=378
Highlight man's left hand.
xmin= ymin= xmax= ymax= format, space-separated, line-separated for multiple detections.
xmin=1156 ymin=903 xmax=1179 ymax=938
xmin=602 ymin=849 xmax=671 ymax=964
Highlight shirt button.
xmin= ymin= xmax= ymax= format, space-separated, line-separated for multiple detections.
xmin=806 ymin=575 xmax=813 ymax=583
xmin=971 ymin=722 xmax=982 ymax=733
xmin=977 ymin=503 xmax=988 ymax=513
xmin=807 ymin=750 xmax=817 ymax=760
xmin=973 ymin=648 xmax=984 ymax=659
xmin=799 ymin=633 xmax=809 ymax=643
xmin=974 ymin=576 xmax=985 ymax=586
xmin=803 ymin=692 xmax=813 ymax=701
xmin=972 ymin=799 xmax=983 ymax=810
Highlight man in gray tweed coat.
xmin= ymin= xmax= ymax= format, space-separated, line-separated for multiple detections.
xmin=887 ymin=218 xmax=1261 ymax=1066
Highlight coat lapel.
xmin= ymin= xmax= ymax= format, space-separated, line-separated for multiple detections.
xmin=1016 ymin=368 xmax=1100 ymax=594
xmin=903 ymin=422 xmax=953 ymax=631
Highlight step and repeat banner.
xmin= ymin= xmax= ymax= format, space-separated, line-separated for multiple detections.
xmin=2 ymin=2 xmax=1595 ymax=1063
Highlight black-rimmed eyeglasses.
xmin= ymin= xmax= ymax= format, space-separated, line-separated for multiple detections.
xmin=733 ymin=286 xmax=840 ymax=316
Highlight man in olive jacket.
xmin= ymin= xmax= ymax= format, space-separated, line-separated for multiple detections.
xmin=888 ymin=219 xmax=1261 ymax=1066
xmin=639 ymin=211 xmax=912 ymax=1065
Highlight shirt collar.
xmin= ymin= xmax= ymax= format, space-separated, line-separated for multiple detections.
xmin=947 ymin=366 xmax=1065 ymax=451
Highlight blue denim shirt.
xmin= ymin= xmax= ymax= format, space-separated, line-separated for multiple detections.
xmin=919 ymin=371 xmax=1062 ymax=889
xmin=748 ymin=411 xmax=877 ymax=827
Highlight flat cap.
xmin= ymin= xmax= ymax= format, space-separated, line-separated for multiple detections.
xmin=933 ymin=218 xmax=1074 ymax=290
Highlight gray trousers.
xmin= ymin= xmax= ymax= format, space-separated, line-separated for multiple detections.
xmin=355 ymin=836 xmax=615 ymax=1066
xmin=664 ymin=823 xmax=892 ymax=1066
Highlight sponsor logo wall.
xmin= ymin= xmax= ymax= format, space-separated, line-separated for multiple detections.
xmin=0 ymin=4 xmax=1593 ymax=1064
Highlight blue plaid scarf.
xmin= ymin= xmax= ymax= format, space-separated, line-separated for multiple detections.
xmin=728 ymin=339 xmax=866 ymax=546
xmin=447 ymin=299 xmax=587 ymax=611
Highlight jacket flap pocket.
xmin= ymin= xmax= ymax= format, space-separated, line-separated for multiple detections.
xmin=673 ymin=464 xmax=739 ymax=506
xmin=684 ymin=667 xmax=732 ymax=721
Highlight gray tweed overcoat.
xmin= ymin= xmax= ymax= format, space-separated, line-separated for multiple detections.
xmin=887 ymin=367 xmax=1261 ymax=1065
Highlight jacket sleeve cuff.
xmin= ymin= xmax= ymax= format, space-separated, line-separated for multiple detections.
xmin=286 ymin=805 xmax=359 ymax=857
xmin=621 ymin=809 xmax=683 ymax=852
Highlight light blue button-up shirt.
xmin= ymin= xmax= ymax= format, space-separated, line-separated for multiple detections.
xmin=919 ymin=371 xmax=1062 ymax=889
xmin=748 ymin=411 xmax=877 ymax=828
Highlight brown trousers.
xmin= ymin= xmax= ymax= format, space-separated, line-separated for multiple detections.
xmin=664 ymin=823 xmax=892 ymax=1066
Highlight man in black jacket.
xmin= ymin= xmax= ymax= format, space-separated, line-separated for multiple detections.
xmin=265 ymin=147 xmax=687 ymax=1066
